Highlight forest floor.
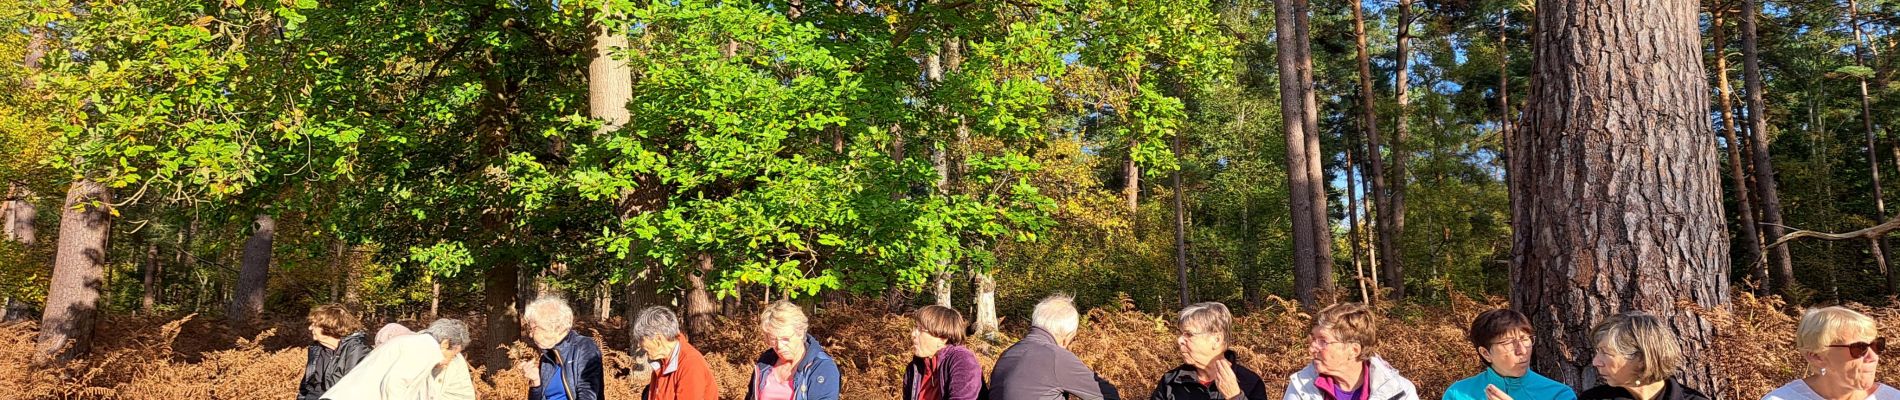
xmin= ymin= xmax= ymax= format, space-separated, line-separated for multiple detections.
xmin=0 ymin=292 xmax=1891 ymax=399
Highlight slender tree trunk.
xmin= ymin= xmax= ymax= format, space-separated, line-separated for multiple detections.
xmin=1173 ymin=124 xmax=1190 ymax=307
xmin=686 ymin=253 xmax=718 ymax=337
xmin=35 ymin=181 xmax=112 ymax=362
xmin=1741 ymin=0 xmax=1795 ymax=296
xmin=1125 ymin=152 xmax=1141 ymax=213
xmin=228 ymin=214 xmax=274 ymax=326
xmin=1512 ymin=0 xmax=1730 ymax=394
xmin=142 ymin=240 xmax=159 ymax=315
xmin=1347 ymin=144 xmax=1370 ymax=303
xmin=1382 ymin=0 xmax=1414 ymax=299
xmin=1711 ymin=9 xmax=1766 ymax=291
xmin=483 ymin=257 xmax=520 ymax=376
xmin=1278 ymin=0 xmax=1332 ymax=307
xmin=1845 ymin=0 xmax=1894 ymax=292
xmin=1351 ymin=0 xmax=1383 ymax=303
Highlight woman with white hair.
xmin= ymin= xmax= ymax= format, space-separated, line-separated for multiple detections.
xmin=991 ymin=294 xmax=1120 ymax=400
xmin=745 ymin=301 xmax=843 ymax=400
xmin=1152 ymin=302 xmax=1268 ymax=400
xmin=1762 ymin=306 xmax=1898 ymax=400
xmin=520 ymin=295 xmax=605 ymax=400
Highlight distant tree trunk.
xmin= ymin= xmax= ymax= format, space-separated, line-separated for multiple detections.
xmin=35 ymin=180 xmax=112 ymax=362
xmin=1173 ymin=125 xmax=1190 ymax=307
xmin=1846 ymin=0 xmax=1894 ymax=292
xmin=3 ymin=183 xmax=35 ymax=245
xmin=142 ymin=240 xmax=160 ymax=315
xmin=228 ymin=214 xmax=274 ymax=326
xmin=1512 ymin=0 xmax=1730 ymax=394
xmin=1346 ymin=144 xmax=1370 ymax=303
xmin=685 ymin=253 xmax=717 ymax=337
xmin=1381 ymin=0 xmax=1414 ymax=300
xmin=593 ymin=284 xmax=612 ymax=321
xmin=1351 ymin=0 xmax=1385 ymax=303
xmin=1710 ymin=9 xmax=1765 ymax=291
xmin=973 ymin=270 xmax=997 ymax=338
xmin=482 ymin=257 xmax=520 ymax=376
xmin=1740 ymin=0 xmax=1795 ymax=296
xmin=1125 ymin=152 xmax=1141 ymax=213
xmin=1278 ymin=0 xmax=1332 ymax=307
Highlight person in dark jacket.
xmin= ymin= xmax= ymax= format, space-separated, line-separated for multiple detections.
xmin=746 ymin=301 xmax=843 ymax=400
xmin=520 ymin=296 xmax=605 ymax=400
xmin=1576 ymin=312 xmax=1709 ymax=400
xmin=299 ymin=304 xmax=371 ymax=400
xmin=991 ymin=294 xmax=1120 ymax=400
xmin=904 ymin=305 xmax=987 ymax=400
xmin=1151 ymin=302 xmax=1268 ymax=400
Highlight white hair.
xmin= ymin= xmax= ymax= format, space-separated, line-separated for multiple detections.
xmin=524 ymin=295 xmax=575 ymax=333
xmin=1031 ymin=294 xmax=1080 ymax=337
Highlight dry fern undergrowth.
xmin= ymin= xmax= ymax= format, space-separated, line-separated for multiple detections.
xmin=0 ymin=293 xmax=1892 ymax=399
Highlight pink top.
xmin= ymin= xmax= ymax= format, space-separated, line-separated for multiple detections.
xmin=757 ymin=369 xmax=796 ymax=400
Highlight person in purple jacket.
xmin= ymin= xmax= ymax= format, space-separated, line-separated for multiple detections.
xmin=905 ymin=305 xmax=988 ymax=400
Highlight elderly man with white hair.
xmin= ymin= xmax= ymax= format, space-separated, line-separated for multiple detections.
xmin=991 ymin=294 xmax=1122 ymax=400
xmin=320 ymin=318 xmax=475 ymax=400
xmin=519 ymin=295 xmax=605 ymax=400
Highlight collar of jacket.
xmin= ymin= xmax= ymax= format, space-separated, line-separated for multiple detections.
xmin=1291 ymin=356 xmax=1409 ymax=400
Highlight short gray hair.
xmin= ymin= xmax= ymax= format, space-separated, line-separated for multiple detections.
xmin=1179 ymin=302 xmax=1232 ymax=346
xmin=633 ymin=306 xmax=683 ymax=341
xmin=524 ymin=295 xmax=576 ymax=333
xmin=423 ymin=319 xmax=471 ymax=349
xmin=1031 ymin=294 xmax=1080 ymax=337
xmin=1591 ymin=311 xmax=1682 ymax=385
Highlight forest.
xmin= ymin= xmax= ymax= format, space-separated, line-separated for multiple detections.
xmin=0 ymin=0 xmax=1897 ymax=398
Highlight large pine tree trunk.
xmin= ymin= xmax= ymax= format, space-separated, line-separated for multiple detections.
xmin=1512 ymin=0 xmax=1730 ymax=394
xmin=1277 ymin=0 xmax=1331 ymax=307
xmin=35 ymin=181 xmax=112 ymax=362
xmin=482 ymin=257 xmax=520 ymax=376
xmin=1381 ymin=0 xmax=1413 ymax=299
xmin=1740 ymin=0 xmax=1795 ymax=296
xmin=228 ymin=214 xmax=274 ymax=325
xmin=1711 ymin=9 xmax=1765 ymax=291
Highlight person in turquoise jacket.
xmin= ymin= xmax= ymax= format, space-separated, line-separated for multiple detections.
xmin=1442 ymin=309 xmax=1577 ymax=400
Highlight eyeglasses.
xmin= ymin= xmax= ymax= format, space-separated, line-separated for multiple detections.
xmin=1490 ymin=336 xmax=1533 ymax=349
xmin=1827 ymin=337 xmax=1887 ymax=359
xmin=1180 ymin=330 xmax=1218 ymax=340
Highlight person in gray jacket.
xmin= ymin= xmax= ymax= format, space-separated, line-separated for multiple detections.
xmin=991 ymin=294 xmax=1121 ymax=400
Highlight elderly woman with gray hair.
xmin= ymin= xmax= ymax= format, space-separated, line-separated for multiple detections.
xmin=1151 ymin=302 xmax=1268 ymax=400
xmin=634 ymin=306 xmax=719 ymax=400
xmin=319 ymin=318 xmax=475 ymax=400
xmin=521 ymin=295 xmax=605 ymax=400
xmin=747 ymin=301 xmax=843 ymax=400
xmin=1762 ymin=306 xmax=1898 ymax=400
xmin=1577 ymin=312 xmax=1707 ymax=400
xmin=992 ymin=294 xmax=1121 ymax=400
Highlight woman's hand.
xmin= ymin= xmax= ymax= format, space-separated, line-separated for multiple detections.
xmin=1484 ymin=384 xmax=1515 ymax=400
xmin=1209 ymin=358 xmax=1242 ymax=398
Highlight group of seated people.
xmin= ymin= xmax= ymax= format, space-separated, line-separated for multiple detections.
xmin=297 ymin=294 xmax=1896 ymax=400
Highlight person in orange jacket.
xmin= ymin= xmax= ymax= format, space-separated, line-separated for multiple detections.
xmin=634 ymin=306 xmax=720 ymax=400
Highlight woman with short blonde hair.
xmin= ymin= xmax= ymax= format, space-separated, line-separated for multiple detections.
xmin=1761 ymin=306 xmax=1897 ymax=400
xmin=748 ymin=301 xmax=842 ymax=400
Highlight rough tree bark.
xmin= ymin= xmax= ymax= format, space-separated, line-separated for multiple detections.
xmin=1381 ymin=0 xmax=1413 ymax=299
xmin=1741 ymin=0 xmax=1795 ymax=295
xmin=35 ymin=180 xmax=112 ymax=362
xmin=1512 ymin=0 xmax=1730 ymax=394
xmin=228 ymin=214 xmax=275 ymax=326
xmin=482 ymin=257 xmax=520 ymax=376
xmin=1277 ymin=0 xmax=1333 ymax=307
xmin=685 ymin=253 xmax=718 ymax=337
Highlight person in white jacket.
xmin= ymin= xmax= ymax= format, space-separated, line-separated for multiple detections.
xmin=322 ymin=319 xmax=476 ymax=400
xmin=1283 ymin=303 xmax=1418 ymax=400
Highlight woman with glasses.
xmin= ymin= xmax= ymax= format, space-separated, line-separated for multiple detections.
xmin=1762 ymin=306 xmax=1899 ymax=400
xmin=1442 ymin=309 xmax=1575 ymax=400
xmin=1151 ymin=302 xmax=1268 ymax=400
xmin=746 ymin=301 xmax=842 ymax=400
xmin=1282 ymin=303 xmax=1419 ymax=400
